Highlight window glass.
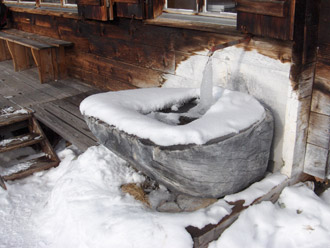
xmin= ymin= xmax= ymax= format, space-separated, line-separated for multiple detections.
xmin=41 ymin=0 xmax=61 ymax=3
xmin=206 ymin=0 xmax=236 ymax=13
xmin=19 ymin=0 xmax=35 ymax=3
xmin=167 ymin=0 xmax=196 ymax=11
xmin=65 ymin=0 xmax=76 ymax=5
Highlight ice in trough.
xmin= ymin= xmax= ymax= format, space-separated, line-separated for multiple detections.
xmin=80 ymin=87 xmax=274 ymax=198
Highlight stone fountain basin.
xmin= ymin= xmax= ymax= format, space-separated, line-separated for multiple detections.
xmin=80 ymin=87 xmax=274 ymax=198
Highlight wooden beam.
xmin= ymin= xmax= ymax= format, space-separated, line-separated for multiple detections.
xmin=6 ymin=41 xmax=34 ymax=72
xmin=236 ymin=0 xmax=287 ymax=18
xmin=31 ymin=48 xmax=55 ymax=83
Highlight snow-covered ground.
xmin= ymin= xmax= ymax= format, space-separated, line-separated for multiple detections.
xmin=1 ymin=145 xmax=330 ymax=248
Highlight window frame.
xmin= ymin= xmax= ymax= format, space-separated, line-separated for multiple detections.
xmin=163 ymin=0 xmax=237 ymax=19
xmin=4 ymin=0 xmax=77 ymax=9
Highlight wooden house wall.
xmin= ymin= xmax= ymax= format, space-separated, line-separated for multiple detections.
xmin=8 ymin=9 xmax=292 ymax=92
xmin=304 ymin=0 xmax=330 ymax=179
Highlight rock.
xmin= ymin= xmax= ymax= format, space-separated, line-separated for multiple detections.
xmin=156 ymin=201 xmax=181 ymax=213
xmin=176 ymin=194 xmax=217 ymax=212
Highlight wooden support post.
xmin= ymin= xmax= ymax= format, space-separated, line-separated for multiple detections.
xmin=56 ymin=46 xmax=67 ymax=79
xmin=6 ymin=41 xmax=34 ymax=71
xmin=31 ymin=48 xmax=55 ymax=83
xmin=0 ymin=40 xmax=11 ymax=62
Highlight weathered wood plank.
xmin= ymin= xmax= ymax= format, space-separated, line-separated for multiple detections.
xmin=60 ymin=90 xmax=101 ymax=107
xmin=236 ymin=0 xmax=287 ymax=18
xmin=32 ymin=104 xmax=98 ymax=151
xmin=67 ymin=52 xmax=164 ymax=88
xmin=311 ymin=81 xmax=330 ymax=116
xmin=68 ymin=66 xmax=138 ymax=91
xmin=3 ymin=29 xmax=73 ymax=47
xmin=9 ymin=6 xmax=80 ymax=20
xmin=0 ymin=40 xmax=11 ymax=61
xmin=0 ymin=133 xmax=43 ymax=153
xmin=78 ymin=5 xmax=108 ymax=21
xmin=2 ymin=156 xmax=59 ymax=181
xmin=31 ymin=48 xmax=55 ymax=83
xmin=0 ymin=31 xmax=54 ymax=50
xmin=0 ymin=63 xmax=57 ymax=106
xmin=0 ymin=113 xmax=30 ymax=127
xmin=304 ymin=143 xmax=329 ymax=179
xmin=88 ymin=36 xmax=175 ymax=73
xmin=76 ymin=0 xmax=101 ymax=6
xmin=116 ymin=2 xmax=145 ymax=19
xmin=237 ymin=5 xmax=293 ymax=40
xmin=307 ymin=112 xmax=330 ymax=149
xmin=41 ymin=101 xmax=97 ymax=141
xmin=6 ymin=41 xmax=35 ymax=72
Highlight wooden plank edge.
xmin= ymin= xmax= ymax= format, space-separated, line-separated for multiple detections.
xmin=0 ymin=133 xmax=43 ymax=153
xmin=0 ymin=113 xmax=31 ymax=126
xmin=2 ymin=157 xmax=59 ymax=181
xmin=187 ymin=175 xmax=296 ymax=248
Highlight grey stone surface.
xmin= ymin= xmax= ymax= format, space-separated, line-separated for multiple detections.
xmin=157 ymin=201 xmax=182 ymax=213
xmin=84 ymin=109 xmax=274 ymax=198
xmin=176 ymin=195 xmax=217 ymax=212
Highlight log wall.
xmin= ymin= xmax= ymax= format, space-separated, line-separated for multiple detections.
xmin=8 ymin=8 xmax=291 ymax=91
xmin=304 ymin=0 xmax=330 ymax=179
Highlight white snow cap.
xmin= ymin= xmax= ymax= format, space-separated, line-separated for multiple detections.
xmin=80 ymin=87 xmax=265 ymax=146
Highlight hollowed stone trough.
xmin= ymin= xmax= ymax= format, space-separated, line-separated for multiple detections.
xmin=80 ymin=87 xmax=274 ymax=198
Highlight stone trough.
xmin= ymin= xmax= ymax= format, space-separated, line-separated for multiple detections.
xmin=80 ymin=87 xmax=274 ymax=198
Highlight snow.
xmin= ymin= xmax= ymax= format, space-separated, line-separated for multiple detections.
xmin=209 ymin=183 xmax=330 ymax=248
xmin=1 ymin=145 xmax=330 ymax=248
xmin=80 ymin=87 xmax=265 ymax=146
xmin=224 ymin=173 xmax=288 ymax=206
xmin=0 ymin=145 xmax=231 ymax=248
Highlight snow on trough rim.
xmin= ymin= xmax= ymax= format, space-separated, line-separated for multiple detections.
xmin=80 ymin=87 xmax=265 ymax=146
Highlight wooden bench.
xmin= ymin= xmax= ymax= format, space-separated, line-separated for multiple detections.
xmin=0 ymin=29 xmax=73 ymax=83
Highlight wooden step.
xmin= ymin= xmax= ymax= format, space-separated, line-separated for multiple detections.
xmin=0 ymin=133 xmax=44 ymax=153
xmin=0 ymin=113 xmax=31 ymax=127
xmin=2 ymin=156 xmax=59 ymax=181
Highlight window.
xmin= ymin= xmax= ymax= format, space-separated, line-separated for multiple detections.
xmin=165 ymin=0 xmax=236 ymax=17
xmin=5 ymin=0 xmax=76 ymax=8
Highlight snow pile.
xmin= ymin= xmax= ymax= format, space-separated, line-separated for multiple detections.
xmin=80 ymin=87 xmax=265 ymax=146
xmin=1 ymin=145 xmax=330 ymax=248
xmin=210 ymin=183 xmax=330 ymax=248
xmin=224 ymin=172 xmax=288 ymax=206
xmin=0 ymin=145 xmax=231 ymax=248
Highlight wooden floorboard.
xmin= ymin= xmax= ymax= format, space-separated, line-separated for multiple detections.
xmin=0 ymin=60 xmax=100 ymax=151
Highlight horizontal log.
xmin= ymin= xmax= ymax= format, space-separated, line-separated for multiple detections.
xmin=68 ymin=66 xmax=138 ymax=91
xmin=237 ymin=0 xmax=287 ymax=18
xmin=67 ymin=52 xmax=164 ymax=88
xmin=78 ymin=5 xmax=108 ymax=21
xmin=88 ymin=35 xmax=175 ymax=73
xmin=237 ymin=12 xmax=292 ymax=40
xmin=311 ymin=77 xmax=330 ymax=116
xmin=116 ymin=3 xmax=144 ymax=19
xmin=307 ymin=112 xmax=330 ymax=149
xmin=114 ymin=0 xmax=139 ymax=3
xmin=9 ymin=6 xmax=80 ymax=20
xmin=304 ymin=143 xmax=329 ymax=179
xmin=76 ymin=0 xmax=101 ymax=5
